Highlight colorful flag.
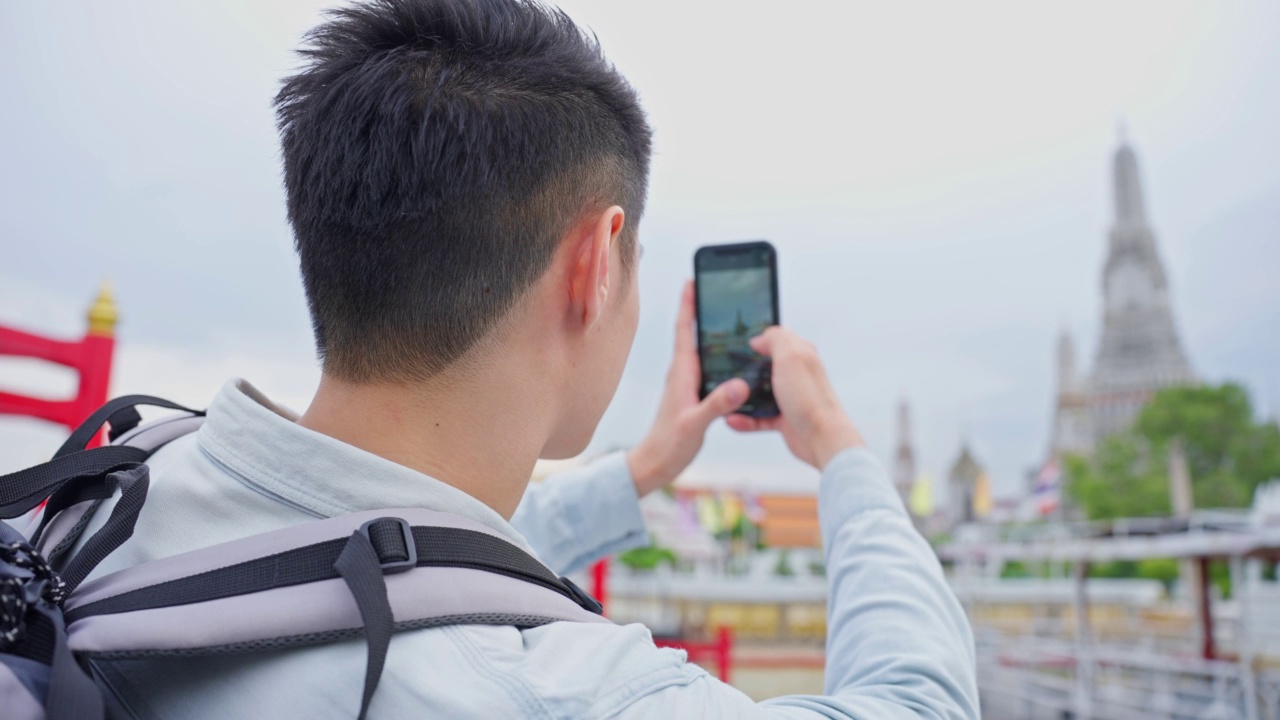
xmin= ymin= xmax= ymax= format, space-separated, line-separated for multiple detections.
xmin=720 ymin=493 xmax=743 ymax=530
xmin=1033 ymin=460 xmax=1061 ymax=515
xmin=909 ymin=473 xmax=934 ymax=518
xmin=744 ymin=493 xmax=766 ymax=524
xmin=696 ymin=494 xmax=722 ymax=534
xmin=973 ymin=472 xmax=993 ymax=519
xmin=676 ymin=494 xmax=701 ymax=535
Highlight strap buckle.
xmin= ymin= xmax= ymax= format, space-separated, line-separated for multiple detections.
xmin=359 ymin=518 xmax=417 ymax=574
xmin=559 ymin=576 xmax=603 ymax=615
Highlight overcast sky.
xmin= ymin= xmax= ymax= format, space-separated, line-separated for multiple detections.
xmin=2 ymin=1 xmax=1278 ymax=503
xmin=699 ymin=268 xmax=774 ymax=335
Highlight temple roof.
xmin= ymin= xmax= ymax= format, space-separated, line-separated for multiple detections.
xmin=949 ymin=444 xmax=983 ymax=485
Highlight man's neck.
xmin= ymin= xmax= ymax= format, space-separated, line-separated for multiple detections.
xmin=296 ymin=358 xmax=554 ymax=520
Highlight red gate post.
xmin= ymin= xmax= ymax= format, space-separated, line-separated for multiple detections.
xmin=0 ymin=283 xmax=118 ymax=445
xmin=591 ymin=557 xmax=609 ymax=615
xmin=656 ymin=628 xmax=735 ymax=683
xmin=714 ymin=626 xmax=733 ymax=684
xmin=1198 ymin=556 xmax=1217 ymax=661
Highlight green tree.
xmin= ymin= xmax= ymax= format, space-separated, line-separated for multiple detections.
xmin=617 ymin=545 xmax=678 ymax=571
xmin=1066 ymin=383 xmax=1280 ymax=520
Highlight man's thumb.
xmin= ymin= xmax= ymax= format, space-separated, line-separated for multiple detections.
xmin=748 ymin=326 xmax=782 ymax=356
xmin=690 ymin=378 xmax=750 ymax=426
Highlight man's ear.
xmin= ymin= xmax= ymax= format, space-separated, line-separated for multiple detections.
xmin=568 ymin=205 xmax=626 ymax=328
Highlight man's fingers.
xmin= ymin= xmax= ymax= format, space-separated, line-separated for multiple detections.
xmin=674 ymin=281 xmax=695 ymax=354
xmin=748 ymin=325 xmax=787 ymax=356
xmin=688 ymin=378 xmax=748 ymax=427
xmin=726 ymin=413 xmax=781 ymax=433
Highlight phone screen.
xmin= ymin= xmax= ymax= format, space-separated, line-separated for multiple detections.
xmin=694 ymin=241 xmax=779 ymax=417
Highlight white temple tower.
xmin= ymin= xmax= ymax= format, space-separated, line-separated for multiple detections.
xmin=1049 ymin=135 xmax=1196 ymax=457
xmin=1050 ymin=328 xmax=1093 ymax=456
xmin=1087 ymin=137 xmax=1196 ymax=442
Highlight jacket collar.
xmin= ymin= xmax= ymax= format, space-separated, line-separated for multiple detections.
xmin=195 ymin=378 xmax=537 ymax=555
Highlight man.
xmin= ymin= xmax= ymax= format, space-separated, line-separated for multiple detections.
xmin=84 ymin=0 xmax=977 ymax=717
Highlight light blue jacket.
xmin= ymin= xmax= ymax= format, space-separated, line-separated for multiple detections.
xmin=82 ymin=379 xmax=977 ymax=719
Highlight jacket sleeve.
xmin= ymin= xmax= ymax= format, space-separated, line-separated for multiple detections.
xmin=510 ymin=451 xmax=650 ymax=576
xmin=607 ymin=448 xmax=980 ymax=720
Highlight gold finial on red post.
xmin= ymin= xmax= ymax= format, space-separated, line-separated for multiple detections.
xmin=87 ymin=281 xmax=118 ymax=337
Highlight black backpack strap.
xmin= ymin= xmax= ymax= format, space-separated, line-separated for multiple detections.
xmin=1 ymin=394 xmax=203 ymax=544
xmin=37 ymin=413 xmax=207 ymax=567
xmin=1 ymin=394 xmax=201 ymax=520
xmin=334 ymin=525 xmax=399 ymax=720
xmin=104 ymin=406 xmax=143 ymax=443
xmin=326 ymin=518 xmax=605 ymax=720
xmin=55 ymin=395 xmax=203 ymax=459
xmin=0 ymin=396 xmax=202 ymax=720
xmin=0 ymin=447 xmax=146 ymax=519
xmin=58 ymin=466 xmax=150 ymax=594
xmin=62 ymin=511 xmax=607 ymax=719
xmin=65 ymin=520 xmax=598 ymax=624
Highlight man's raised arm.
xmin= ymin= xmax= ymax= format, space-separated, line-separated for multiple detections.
xmin=611 ymin=326 xmax=978 ymax=719
xmin=510 ymin=452 xmax=649 ymax=576
xmin=768 ymin=446 xmax=979 ymax=718
xmin=516 ymin=298 xmax=978 ymax=718
xmin=745 ymin=327 xmax=977 ymax=718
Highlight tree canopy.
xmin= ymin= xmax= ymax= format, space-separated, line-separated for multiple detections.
xmin=1065 ymin=383 xmax=1280 ymax=520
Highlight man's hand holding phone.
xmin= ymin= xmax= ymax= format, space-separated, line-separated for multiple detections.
xmin=627 ymin=282 xmax=750 ymax=497
xmin=726 ymin=326 xmax=864 ymax=469
xmin=627 ymin=272 xmax=864 ymax=498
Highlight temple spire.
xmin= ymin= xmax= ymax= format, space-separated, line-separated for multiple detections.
xmin=1056 ymin=326 xmax=1079 ymax=394
xmin=1092 ymin=135 xmax=1195 ymax=439
xmin=893 ymin=394 xmax=917 ymax=506
xmin=1113 ymin=129 xmax=1147 ymax=227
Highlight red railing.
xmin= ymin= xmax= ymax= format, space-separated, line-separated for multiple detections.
xmin=0 ymin=284 xmax=118 ymax=447
xmin=657 ymin=627 xmax=735 ymax=683
xmin=590 ymin=557 xmax=735 ymax=682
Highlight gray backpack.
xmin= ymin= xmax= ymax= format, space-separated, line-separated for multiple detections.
xmin=1 ymin=396 xmax=607 ymax=720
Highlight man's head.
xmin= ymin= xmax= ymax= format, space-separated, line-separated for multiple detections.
xmin=276 ymin=0 xmax=651 ymax=455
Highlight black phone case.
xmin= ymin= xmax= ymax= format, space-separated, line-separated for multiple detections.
xmin=693 ymin=240 xmax=780 ymax=418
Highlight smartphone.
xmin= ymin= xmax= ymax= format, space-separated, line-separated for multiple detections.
xmin=694 ymin=241 xmax=780 ymax=418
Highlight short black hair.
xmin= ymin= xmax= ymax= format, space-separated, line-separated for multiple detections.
xmin=275 ymin=0 xmax=652 ymax=381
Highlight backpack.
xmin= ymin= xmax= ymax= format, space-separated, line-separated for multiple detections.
xmin=0 ymin=396 xmax=607 ymax=720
